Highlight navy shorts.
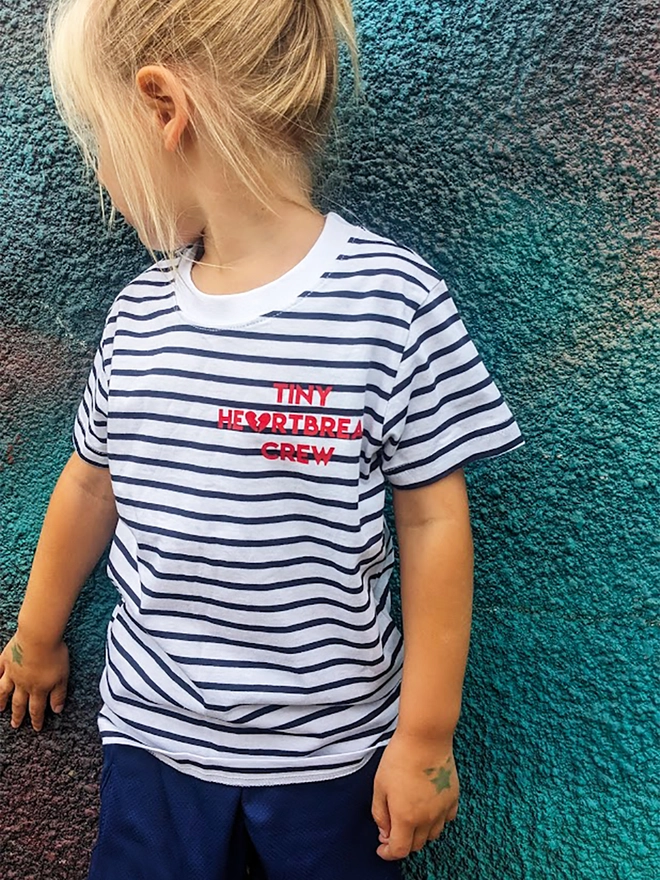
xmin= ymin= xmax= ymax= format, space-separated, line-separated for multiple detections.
xmin=87 ymin=745 xmax=403 ymax=880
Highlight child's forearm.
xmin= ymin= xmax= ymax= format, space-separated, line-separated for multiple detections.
xmin=17 ymin=451 xmax=117 ymax=647
xmin=393 ymin=470 xmax=474 ymax=744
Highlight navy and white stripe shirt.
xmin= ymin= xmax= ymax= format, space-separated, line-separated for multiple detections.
xmin=74 ymin=211 xmax=523 ymax=785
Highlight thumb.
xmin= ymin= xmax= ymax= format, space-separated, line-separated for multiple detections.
xmin=50 ymin=683 xmax=68 ymax=715
xmin=371 ymin=781 xmax=391 ymax=839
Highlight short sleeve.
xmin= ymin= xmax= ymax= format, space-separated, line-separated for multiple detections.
xmin=73 ymin=312 xmax=116 ymax=468
xmin=382 ymin=281 xmax=524 ymax=489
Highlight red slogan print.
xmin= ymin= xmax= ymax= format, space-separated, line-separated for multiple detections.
xmin=218 ymin=383 xmax=362 ymax=466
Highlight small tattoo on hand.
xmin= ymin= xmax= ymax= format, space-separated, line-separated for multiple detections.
xmin=424 ymin=757 xmax=453 ymax=794
xmin=11 ymin=640 xmax=23 ymax=666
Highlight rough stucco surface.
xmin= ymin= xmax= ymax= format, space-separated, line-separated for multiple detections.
xmin=1 ymin=0 xmax=658 ymax=878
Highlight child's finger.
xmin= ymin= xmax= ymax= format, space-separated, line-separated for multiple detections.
xmin=0 ymin=670 xmax=14 ymax=712
xmin=377 ymin=816 xmax=414 ymax=861
xmin=371 ymin=784 xmax=391 ymax=839
xmin=10 ymin=686 xmax=28 ymax=728
xmin=49 ymin=682 xmax=68 ymax=715
xmin=411 ymin=824 xmax=431 ymax=853
xmin=29 ymin=692 xmax=48 ymax=732
xmin=427 ymin=818 xmax=446 ymax=841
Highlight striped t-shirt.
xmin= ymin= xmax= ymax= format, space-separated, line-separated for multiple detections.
xmin=74 ymin=210 xmax=523 ymax=786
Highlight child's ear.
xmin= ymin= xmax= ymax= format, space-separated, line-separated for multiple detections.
xmin=135 ymin=65 xmax=190 ymax=152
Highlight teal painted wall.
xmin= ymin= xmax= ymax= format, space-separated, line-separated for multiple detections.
xmin=1 ymin=1 xmax=658 ymax=877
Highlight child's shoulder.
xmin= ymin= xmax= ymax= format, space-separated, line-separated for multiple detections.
xmin=99 ymin=257 xmax=177 ymax=334
xmin=332 ymin=211 xmax=446 ymax=308
xmin=112 ymin=256 xmax=176 ymax=309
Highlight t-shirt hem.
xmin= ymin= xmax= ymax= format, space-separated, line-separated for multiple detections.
xmin=98 ymin=736 xmax=386 ymax=787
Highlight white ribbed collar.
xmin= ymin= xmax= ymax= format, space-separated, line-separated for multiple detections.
xmin=174 ymin=211 xmax=352 ymax=329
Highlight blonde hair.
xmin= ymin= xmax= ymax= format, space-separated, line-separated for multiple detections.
xmin=46 ymin=0 xmax=361 ymax=262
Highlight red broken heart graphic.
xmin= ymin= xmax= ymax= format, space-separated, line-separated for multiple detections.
xmin=246 ymin=412 xmax=271 ymax=432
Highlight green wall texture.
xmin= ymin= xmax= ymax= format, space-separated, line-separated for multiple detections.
xmin=1 ymin=1 xmax=658 ymax=878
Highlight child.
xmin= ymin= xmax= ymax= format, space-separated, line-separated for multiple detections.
xmin=0 ymin=0 xmax=523 ymax=877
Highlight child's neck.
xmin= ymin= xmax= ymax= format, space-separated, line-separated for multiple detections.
xmin=190 ymin=200 xmax=326 ymax=297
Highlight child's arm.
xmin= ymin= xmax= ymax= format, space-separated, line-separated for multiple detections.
xmin=372 ymin=468 xmax=473 ymax=861
xmin=0 ymin=451 xmax=117 ymax=731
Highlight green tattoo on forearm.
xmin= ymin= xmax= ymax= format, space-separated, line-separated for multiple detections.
xmin=11 ymin=640 xmax=23 ymax=666
xmin=424 ymin=757 xmax=453 ymax=794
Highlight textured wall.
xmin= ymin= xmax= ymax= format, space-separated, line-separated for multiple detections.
xmin=1 ymin=1 xmax=658 ymax=878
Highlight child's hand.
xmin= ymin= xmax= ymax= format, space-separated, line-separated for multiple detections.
xmin=0 ymin=632 xmax=69 ymax=731
xmin=372 ymin=730 xmax=459 ymax=861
